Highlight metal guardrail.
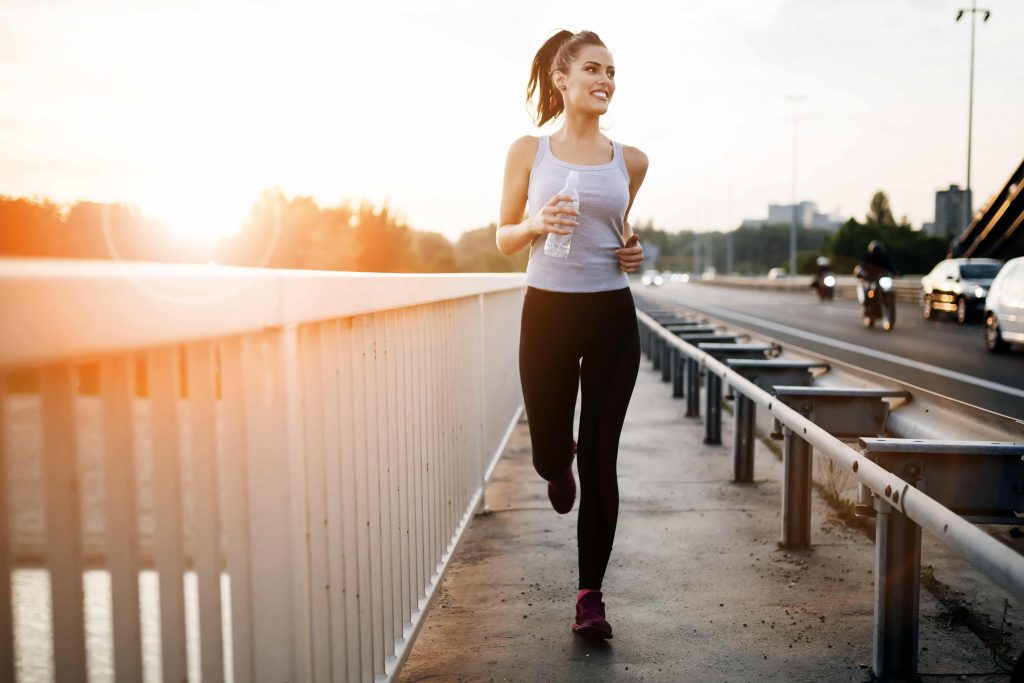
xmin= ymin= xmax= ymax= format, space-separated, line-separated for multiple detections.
xmin=676 ymin=274 xmax=922 ymax=304
xmin=0 ymin=259 xmax=525 ymax=683
xmin=634 ymin=295 xmax=1024 ymax=679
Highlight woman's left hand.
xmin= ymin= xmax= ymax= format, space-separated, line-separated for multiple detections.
xmin=615 ymin=235 xmax=644 ymax=273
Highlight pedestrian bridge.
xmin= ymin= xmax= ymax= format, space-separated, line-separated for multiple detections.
xmin=1 ymin=259 xmax=1022 ymax=682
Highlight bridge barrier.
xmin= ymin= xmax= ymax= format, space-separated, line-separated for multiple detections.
xmin=635 ymin=293 xmax=1024 ymax=679
xmin=656 ymin=274 xmax=923 ymax=304
xmin=0 ymin=259 xmax=525 ymax=683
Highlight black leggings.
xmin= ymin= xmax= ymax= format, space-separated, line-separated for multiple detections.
xmin=518 ymin=285 xmax=641 ymax=591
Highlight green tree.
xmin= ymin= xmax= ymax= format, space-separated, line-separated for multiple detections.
xmin=866 ymin=191 xmax=895 ymax=227
xmin=413 ymin=231 xmax=457 ymax=272
xmin=455 ymin=224 xmax=529 ymax=272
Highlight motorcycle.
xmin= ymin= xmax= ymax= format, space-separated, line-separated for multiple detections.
xmin=855 ymin=266 xmax=896 ymax=331
xmin=814 ymin=270 xmax=836 ymax=302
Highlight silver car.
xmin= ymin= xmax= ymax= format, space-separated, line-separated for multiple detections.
xmin=920 ymin=258 xmax=1003 ymax=323
xmin=984 ymin=256 xmax=1024 ymax=352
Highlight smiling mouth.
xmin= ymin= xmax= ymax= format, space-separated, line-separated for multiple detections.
xmin=591 ymin=91 xmax=609 ymax=101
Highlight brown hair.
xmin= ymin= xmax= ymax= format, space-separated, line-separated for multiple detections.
xmin=527 ymin=30 xmax=608 ymax=127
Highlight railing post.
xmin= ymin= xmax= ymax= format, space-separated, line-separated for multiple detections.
xmin=685 ymin=358 xmax=700 ymax=417
xmin=704 ymin=369 xmax=722 ymax=444
xmin=660 ymin=339 xmax=671 ymax=382
xmin=100 ymin=357 xmax=144 ymax=681
xmin=781 ymin=427 xmax=813 ymax=548
xmin=0 ymin=378 xmax=14 ymax=683
xmin=147 ymin=350 xmax=189 ymax=679
xmin=733 ymin=395 xmax=756 ymax=482
xmin=476 ymin=293 xmax=491 ymax=516
xmin=671 ymin=346 xmax=684 ymax=398
xmin=873 ymin=497 xmax=922 ymax=679
xmin=41 ymin=365 xmax=87 ymax=683
xmin=242 ymin=327 xmax=312 ymax=682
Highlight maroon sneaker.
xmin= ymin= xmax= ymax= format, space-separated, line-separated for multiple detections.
xmin=547 ymin=440 xmax=577 ymax=514
xmin=572 ymin=590 xmax=613 ymax=639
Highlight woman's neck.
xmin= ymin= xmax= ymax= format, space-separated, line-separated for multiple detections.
xmin=552 ymin=110 xmax=603 ymax=144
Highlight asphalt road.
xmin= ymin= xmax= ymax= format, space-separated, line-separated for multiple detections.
xmin=638 ymin=282 xmax=1024 ymax=421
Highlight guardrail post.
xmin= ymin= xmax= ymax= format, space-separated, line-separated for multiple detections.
xmin=685 ymin=358 xmax=700 ymax=417
xmin=652 ymin=334 xmax=661 ymax=371
xmin=671 ymin=346 xmax=684 ymax=398
xmin=733 ymin=395 xmax=755 ymax=482
xmin=704 ymin=369 xmax=722 ymax=445
xmin=781 ymin=427 xmax=812 ymax=548
xmin=639 ymin=323 xmax=648 ymax=358
xmin=661 ymin=341 xmax=671 ymax=383
xmin=873 ymin=496 xmax=921 ymax=679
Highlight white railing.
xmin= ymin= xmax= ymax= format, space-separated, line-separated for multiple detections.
xmin=0 ymin=259 xmax=526 ymax=682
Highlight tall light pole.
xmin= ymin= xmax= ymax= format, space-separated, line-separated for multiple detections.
xmin=956 ymin=2 xmax=991 ymax=230
xmin=785 ymin=94 xmax=806 ymax=276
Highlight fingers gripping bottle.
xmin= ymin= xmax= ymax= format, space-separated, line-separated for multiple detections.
xmin=544 ymin=170 xmax=579 ymax=259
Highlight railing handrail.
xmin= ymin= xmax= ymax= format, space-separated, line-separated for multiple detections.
xmin=636 ymin=307 xmax=1024 ymax=602
xmin=0 ymin=258 xmax=525 ymax=368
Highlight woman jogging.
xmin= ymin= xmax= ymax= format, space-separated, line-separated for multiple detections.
xmin=495 ymin=29 xmax=648 ymax=640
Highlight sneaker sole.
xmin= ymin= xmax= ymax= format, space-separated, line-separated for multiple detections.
xmin=572 ymin=622 xmax=613 ymax=640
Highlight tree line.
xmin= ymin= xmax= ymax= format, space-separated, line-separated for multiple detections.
xmin=0 ymin=189 xmax=526 ymax=273
xmin=2 ymin=189 xmax=1018 ymax=275
xmin=635 ymin=191 xmax=1023 ymax=276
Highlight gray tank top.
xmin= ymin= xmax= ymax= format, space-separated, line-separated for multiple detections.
xmin=525 ymin=135 xmax=631 ymax=292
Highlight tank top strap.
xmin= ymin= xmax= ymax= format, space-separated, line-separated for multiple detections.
xmin=613 ymin=140 xmax=629 ymax=180
xmin=531 ymin=135 xmax=549 ymax=173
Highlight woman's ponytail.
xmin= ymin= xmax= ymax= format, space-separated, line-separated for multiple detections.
xmin=526 ymin=30 xmax=607 ymax=128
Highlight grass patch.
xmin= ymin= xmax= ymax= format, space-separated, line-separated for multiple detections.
xmin=920 ymin=564 xmax=1017 ymax=673
xmin=813 ymin=482 xmax=875 ymax=536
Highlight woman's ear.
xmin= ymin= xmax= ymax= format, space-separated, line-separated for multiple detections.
xmin=552 ymin=70 xmax=566 ymax=91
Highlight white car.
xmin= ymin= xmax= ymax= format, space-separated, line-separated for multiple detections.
xmin=641 ymin=269 xmax=663 ymax=286
xmin=984 ymin=256 xmax=1024 ymax=352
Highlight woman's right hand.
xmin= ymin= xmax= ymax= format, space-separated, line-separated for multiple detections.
xmin=528 ymin=194 xmax=579 ymax=237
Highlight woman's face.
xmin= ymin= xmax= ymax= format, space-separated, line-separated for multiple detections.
xmin=555 ymin=44 xmax=615 ymax=116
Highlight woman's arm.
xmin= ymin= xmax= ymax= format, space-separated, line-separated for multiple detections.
xmin=616 ymin=145 xmax=650 ymax=271
xmin=495 ymin=136 xmax=577 ymax=256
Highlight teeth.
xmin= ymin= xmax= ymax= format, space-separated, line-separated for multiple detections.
xmin=592 ymin=91 xmax=608 ymax=100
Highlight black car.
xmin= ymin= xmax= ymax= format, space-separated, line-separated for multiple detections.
xmin=920 ymin=258 xmax=1003 ymax=323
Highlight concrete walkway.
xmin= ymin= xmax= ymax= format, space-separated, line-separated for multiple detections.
xmin=399 ymin=358 xmax=1010 ymax=682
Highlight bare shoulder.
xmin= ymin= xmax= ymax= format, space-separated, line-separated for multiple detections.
xmin=621 ymin=144 xmax=649 ymax=178
xmin=507 ymin=135 xmax=540 ymax=165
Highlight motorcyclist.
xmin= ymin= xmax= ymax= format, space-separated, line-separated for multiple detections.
xmin=856 ymin=240 xmax=899 ymax=281
xmin=855 ymin=240 xmax=900 ymax=329
xmin=809 ymin=255 xmax=833 ymax=290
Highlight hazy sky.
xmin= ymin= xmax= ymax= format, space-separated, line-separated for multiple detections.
xmin=1 ymin=0 xmax=1021 ymax=242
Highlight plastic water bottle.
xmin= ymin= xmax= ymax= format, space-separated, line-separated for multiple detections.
xmin=544 ymin=170 xmax=579 ymax=259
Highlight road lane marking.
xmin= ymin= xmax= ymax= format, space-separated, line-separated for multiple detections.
xmin=672 ymin=298 xmax=1024 ymax=401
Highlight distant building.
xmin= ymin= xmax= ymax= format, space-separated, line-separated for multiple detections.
xmin=925 ymin=184 xmax=973 ymax=237
xmin=740 ymin=201 xmax=842 ymax=231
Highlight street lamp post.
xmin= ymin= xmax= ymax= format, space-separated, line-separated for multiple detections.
xmin=785 ymin=94 xmax=806 ymax=277
xmin=956 ymin=1 xmax=991 ymax=230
